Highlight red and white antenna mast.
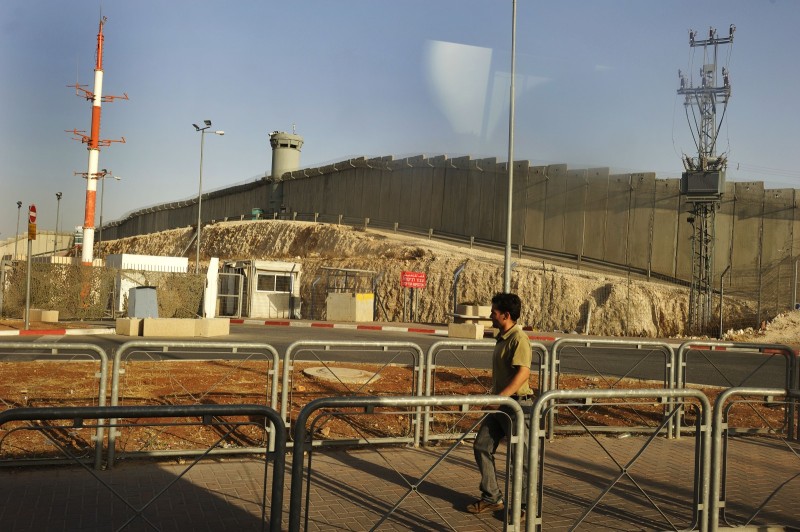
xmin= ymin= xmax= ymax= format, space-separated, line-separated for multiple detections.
xmin=67 ymin=16 xmax=128 ymax=265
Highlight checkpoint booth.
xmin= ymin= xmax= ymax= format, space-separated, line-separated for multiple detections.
xmin=220 ymin=260 xmax=302 ymax=319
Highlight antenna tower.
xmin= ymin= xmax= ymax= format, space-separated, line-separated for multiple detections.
xmin=677 ymin=25 xmax=735 ymax=334
xmin=67 ymin=16 xmax=128 ymax=265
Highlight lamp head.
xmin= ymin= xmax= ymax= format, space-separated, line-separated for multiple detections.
xmin=17 ymin=201 xmax=22 ymax=208
xmin=56 ymin=192 xmax=63 ymax=200
xmin=204 ymin=119 xmax=212 ymax=127
xmin=192 ymin=123 xmax=201 ymax=131
xmin=214 ymin=130 xmax=225 ymax=136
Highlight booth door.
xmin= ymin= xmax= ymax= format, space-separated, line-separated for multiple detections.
xmin=251 ymin=272 xmax=292 ymax=318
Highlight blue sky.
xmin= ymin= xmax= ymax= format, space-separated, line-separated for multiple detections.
xmin=1 ymin=0 xmax=799 ymax=240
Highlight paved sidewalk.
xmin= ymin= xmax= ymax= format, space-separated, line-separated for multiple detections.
xmin=1 ymin=435 xmax=798 ymax=531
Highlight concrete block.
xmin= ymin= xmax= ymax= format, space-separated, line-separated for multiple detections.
xmin=39 ymin=310 xmax=59 ymax=322
xmin=195 ymin=318 xmax=230 ymax=337
xmin=326 ymin=293 xmax=374 ymax=322
xmin=456 ymin=304 xmax=490 ymax=318
xmin=142 ymin=318 xmax=196 ymax=337
xmin=28 ymin=309 xmax=42 ymax=321
xmin=115 ymin=318 xmax=143 ymax=336
xmin=448 ymin=323 xmax=485 ymax=340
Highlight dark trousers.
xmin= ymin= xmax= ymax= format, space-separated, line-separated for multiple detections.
xmin=473 ymin=402 xmax=531 ymax=504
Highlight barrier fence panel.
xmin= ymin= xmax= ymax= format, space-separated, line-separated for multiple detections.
xmin=549 ymin=339 xmax=676 ymax=439
xmin=109 ymin=341 xmax=280 ymax=465
xmin=281 ymin=341 xmax=425 ymax=446
xmin=0 ymin=404 xmax=286 ymax=532
xmin=710 ymin=387 xmax=800 ymax=531
xmin=288 ymin=395 xmax=526 ymax=532
xmin=422 ymin=339 xmax=548 ymax=444
xmin=0 ymin=342 xmax=109 ymax=469
xmin=677 ymin=341 xmax=798 ymax=439
xmin=527 ymin=388 xmax=711 ymax=532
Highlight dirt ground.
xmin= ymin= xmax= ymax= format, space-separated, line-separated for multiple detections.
xmin=0 ymin=359 xmax=787 ymax=460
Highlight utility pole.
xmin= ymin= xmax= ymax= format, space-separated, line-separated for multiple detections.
xmin=677 ymin=25 xmax=735 ymax=335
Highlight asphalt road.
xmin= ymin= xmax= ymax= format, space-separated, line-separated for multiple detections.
xmin=0 ymin=323 xmax=794 ymax=389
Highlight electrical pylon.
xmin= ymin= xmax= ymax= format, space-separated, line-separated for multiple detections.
xmin=677 ymin=25 xmax=735 ymax=335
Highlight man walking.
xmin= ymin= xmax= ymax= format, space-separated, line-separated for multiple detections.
xmin=467 ymin=292 xmax=532 ymax=516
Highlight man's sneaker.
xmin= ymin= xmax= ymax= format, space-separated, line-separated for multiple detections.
xmin=466 ymin=498 xmax=504 ymax=514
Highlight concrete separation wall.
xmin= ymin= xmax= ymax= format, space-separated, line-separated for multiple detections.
xmin=99 ymin=154 xmax=800 ymax=288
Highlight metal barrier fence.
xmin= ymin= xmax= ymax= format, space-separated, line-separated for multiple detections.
xmin=421 ymin=339 xmax=548 ymax=444
xmin=281 ymin=341 xmax=425 ymax=446
xmin=0 ymin=342 xmax=109 ymax=469
xmin=549 ymin=338 xmax=677 ymax=438
xmin=676 ymin=341 xmax=798 ymax=439
xmin=710 ymin=387 xmax=800 ymax=531
xmin=108 ymin=341 xmax=280 ymax=465
xmin=288 ymin=395 xmax=526 ymax=532
xmin=0 ymin=404 xmax=286 ymax=531
xmin=527 ymin=388 xmax=712 ymax=532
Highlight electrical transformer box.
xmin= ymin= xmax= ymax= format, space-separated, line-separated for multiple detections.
xmin=680 ymin=170 xmax=725 ymax=197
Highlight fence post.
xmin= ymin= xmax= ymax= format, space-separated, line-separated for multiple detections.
xmin=757 ymin=266 xmax=763 ymax=328
xmin=718 ymin=265 xmax=731 ymax=339
xmin=452 ymin=262 xmax=467 ymax=315
xmin=794 ymin=258 xmax=799 ymax=309
xmin=539 ymin=261 xmax=547 ymax=330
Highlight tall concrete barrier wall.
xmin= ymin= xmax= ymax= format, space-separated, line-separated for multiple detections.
xmin=98 ymin=154 xmax=799 ymax=310
xmin=102 ymin=178 xmax=275 ymax=240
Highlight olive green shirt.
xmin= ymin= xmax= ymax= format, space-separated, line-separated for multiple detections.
xmin=492 ymin=323 xmax=533 ymax=396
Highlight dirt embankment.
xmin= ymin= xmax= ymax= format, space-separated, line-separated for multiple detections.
xmin=94 ymin=220 xmax=775 ymax=340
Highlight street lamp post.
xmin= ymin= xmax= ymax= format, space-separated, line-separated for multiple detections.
xmin=503 ymin=0 xmax=518 ymax=293
xmin=15 ymin=201 xmax=22 ymax=260
xmin=54 ymin=192 xmax=62 ymax=256
xmin=192 ymin=120 xmax=224 ymax=274
xmin=96 ymin=169 xmax=121 ymax=247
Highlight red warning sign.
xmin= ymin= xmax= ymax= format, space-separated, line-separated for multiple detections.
xmin=401 ymin=271 xmax=427 ymax=289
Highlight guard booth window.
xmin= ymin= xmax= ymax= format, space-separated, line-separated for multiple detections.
xmin=257 ymin=274 xmax=291 ymax=293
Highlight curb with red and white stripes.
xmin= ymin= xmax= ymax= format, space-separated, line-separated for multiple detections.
xmin=0 ymin=320 xmax=558 ymax=341
xmin=230 ymin=319 xmax=557 ymax=342
xmin=230 ymin=318 xmax=451 ymax=336
xmin=0 ymin=327 xmax=116 ymax=337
